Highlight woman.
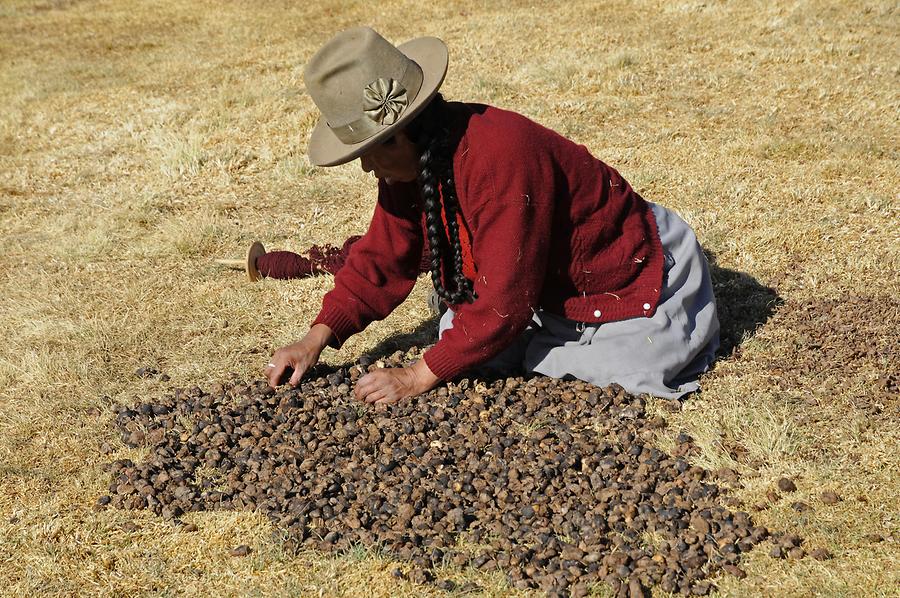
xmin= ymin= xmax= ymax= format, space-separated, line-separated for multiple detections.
xmin=265 ymin=27 xmax=719 ymax=406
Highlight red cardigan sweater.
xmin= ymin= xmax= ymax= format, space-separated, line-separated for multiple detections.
xmin=312 ymin=103 xmax=664 ymax=380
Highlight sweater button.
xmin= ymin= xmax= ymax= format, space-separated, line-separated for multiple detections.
xmin=643 ymin=303 xmax=651 ymax=310
xmin=593 ymin=309 xmax=602 ymax=318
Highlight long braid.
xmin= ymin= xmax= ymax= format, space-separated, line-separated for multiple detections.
xmin=409 ymin=95 xmax=473 ymax=304
xmin=418 ymin=143 xmax=448 ymax=300
xmin=440 ymin=174 xmax=475 ymax=302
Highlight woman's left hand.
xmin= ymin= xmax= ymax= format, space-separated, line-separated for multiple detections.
xmin=354 ymin=359 xmax=440 ymax=407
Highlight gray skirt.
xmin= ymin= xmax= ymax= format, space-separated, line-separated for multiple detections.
xmin=439 ymin=203 xmax=720 ymax=399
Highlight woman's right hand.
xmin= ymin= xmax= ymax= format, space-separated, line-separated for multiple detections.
xmin=265 ymin=324 xmax=334 ymax=388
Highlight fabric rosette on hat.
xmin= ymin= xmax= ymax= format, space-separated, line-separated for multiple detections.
xmin=363 ymin=77 xmax=409 ymax=125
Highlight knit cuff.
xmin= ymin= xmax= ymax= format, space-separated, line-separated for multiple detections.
xmin=423 ymin=343 xmax=465 ymax=381
xmin=311 ymin=306 xmax=359 ymax=349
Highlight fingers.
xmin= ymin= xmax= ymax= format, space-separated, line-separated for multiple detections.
xmin=265 ymin=340 xmax=323 ymax=388
xmin=353 ymin=377 xmax=365 ymax=401
xmin=288 ymin=362 xmax=306 ymax=387
xmin=364 ymin=388 xmax=388 ymax=404
xmin=372 ymin=391 xmax=401 ymax=413
xmin=354 ymin=371 xmax=380 ymax=402
xmin=265 ymin=360 xmax=286 ymax=389
xmin=267 ymin=360 xmax=300 ymax=388
xmin=355 ymin=371 xmax=398 ymax=404
xmin=358 ymin=372 xmax=414 ymax=405
xmin=290 ymin=365 xmax=410 ymax=407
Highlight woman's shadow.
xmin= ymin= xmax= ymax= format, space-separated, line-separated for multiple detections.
xmin=704 ymin=250 xmax=782 ymax=358
xmin=363 ymin=312 xmax=442 ymax=360
xmin=362 ymin=249 xmax=781 ymax=363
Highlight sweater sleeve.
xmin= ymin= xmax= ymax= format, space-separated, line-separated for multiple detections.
xmin=422 ymin=140 xmax=555 ymax=379
xmin=312 ymin=180 xmax=424 ymax=348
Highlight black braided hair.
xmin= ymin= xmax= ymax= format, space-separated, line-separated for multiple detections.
xmin=405 ymin=95 xmax=474 ymax=304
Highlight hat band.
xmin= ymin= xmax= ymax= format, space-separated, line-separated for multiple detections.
xmin=328 ymin=61 xmax=424 ymax=145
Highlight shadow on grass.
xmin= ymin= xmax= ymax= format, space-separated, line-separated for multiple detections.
xmin=363 ymin=313 xmax=441 ymax=360
xmin=707 ymin=251 xmax=782 ymax=358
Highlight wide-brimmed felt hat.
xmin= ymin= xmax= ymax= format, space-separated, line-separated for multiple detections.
xmin=304 ymin=27 xmax=448 ymax=167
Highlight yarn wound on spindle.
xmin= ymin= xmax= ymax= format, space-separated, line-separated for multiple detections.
xmin=256 ymin=236 xmax=430 ymax=279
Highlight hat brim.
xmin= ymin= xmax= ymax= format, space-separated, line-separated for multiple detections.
xmin=306 ymin=36 xmax=449 ymax=167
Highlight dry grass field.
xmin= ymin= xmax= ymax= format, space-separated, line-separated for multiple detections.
xmin=1 ymin=0 xmax=898 ymax=596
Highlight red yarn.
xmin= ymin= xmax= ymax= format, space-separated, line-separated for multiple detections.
xmin=256 ymin=251 xmax=314 ymax=279
xmin=255 ymin=234 xmax=431 ymax=280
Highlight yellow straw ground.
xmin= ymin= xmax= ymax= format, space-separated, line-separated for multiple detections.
xmin=1 ymin=0 xmax=897 ymax=596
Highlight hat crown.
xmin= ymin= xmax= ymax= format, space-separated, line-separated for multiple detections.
xmin=304 ymin=27 xmax=423 ymax=130
xmin=304 ymin=28 xmax=448 ymax=166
